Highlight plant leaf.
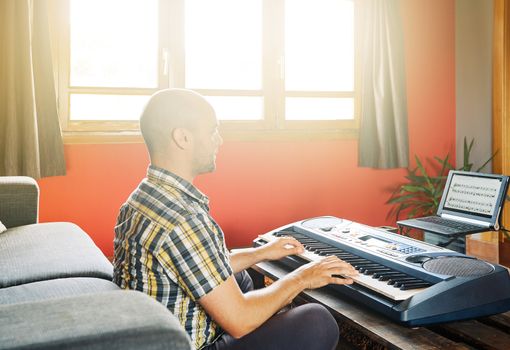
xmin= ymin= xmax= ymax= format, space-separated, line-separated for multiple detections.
xmin=475 ymin=150 xmax=498 ymax=172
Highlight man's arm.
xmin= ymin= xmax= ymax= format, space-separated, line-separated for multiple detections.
xmin=199 ymin=255 xmax=358 ymax=339
xmin=230 ymin=236 xmax=304 ymax=273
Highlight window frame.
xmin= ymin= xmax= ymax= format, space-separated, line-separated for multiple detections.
xmin=55 ymin=0 xmax=360 ymax=143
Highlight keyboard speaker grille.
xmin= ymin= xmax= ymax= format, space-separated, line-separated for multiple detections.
xmin=422 ymin=257 xmax=494 ymax=277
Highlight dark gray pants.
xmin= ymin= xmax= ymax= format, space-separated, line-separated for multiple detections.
xmin=204 ymin=271 xmax=339 ymax=350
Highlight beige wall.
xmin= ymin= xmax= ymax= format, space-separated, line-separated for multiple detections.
xmin=456 ymin=0 xmax=494 ymax=170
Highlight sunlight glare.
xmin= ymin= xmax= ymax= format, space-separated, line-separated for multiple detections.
xmin=185 ymin=0 xmax=262 ymax=90
xmin=285 ymin=0 xmax=354 ymax=91
xmin=70 ymin=0 xmax=158 ymax=88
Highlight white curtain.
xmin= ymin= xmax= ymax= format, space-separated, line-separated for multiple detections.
xmin=0 ymin=0 xmax=66 ymax=178
xmin=358 ymin=0 xmax=409 ymax=168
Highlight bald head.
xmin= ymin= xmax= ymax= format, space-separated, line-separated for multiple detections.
xmin=140 ymin=89 xmax=215 ymax=156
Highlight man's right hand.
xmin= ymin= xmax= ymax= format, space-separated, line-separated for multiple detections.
xmin=198 ymin=255 xmax=358 ymax=339
xmin=289 ymin=256 xmax=359 ymax=290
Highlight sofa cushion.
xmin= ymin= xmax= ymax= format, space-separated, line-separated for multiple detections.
xmin=0 ymin=222 xmax=113 ymax=288
xmin=0 ymin=277 xmax=120 ymax=305
xmin=0 ymin=176 xmax=39 ymax=228
xmin=0 ymin=290 xmax=192 ymax=350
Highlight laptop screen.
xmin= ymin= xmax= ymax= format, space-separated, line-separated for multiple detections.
xmin=439 ymin=171 xmax=509 ymax=223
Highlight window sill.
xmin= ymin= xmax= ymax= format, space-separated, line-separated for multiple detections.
xmin=62 ymin=128 xmax=359 ymax=144
xmin=63 ymin=131 xmax=144 ymax=144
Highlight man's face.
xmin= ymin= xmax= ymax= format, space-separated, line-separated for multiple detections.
xmin=191 ymin=109 xmax=223 ymax=176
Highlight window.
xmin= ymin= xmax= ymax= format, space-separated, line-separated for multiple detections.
xmin=57 ymin=0 xmax=358 ymax=140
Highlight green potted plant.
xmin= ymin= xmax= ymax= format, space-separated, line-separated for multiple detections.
xmin=387 ymin=137 xmax=495 ymax=223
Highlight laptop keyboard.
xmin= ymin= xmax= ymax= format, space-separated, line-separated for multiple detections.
xmin=416 ymin=216 xmax=482 ymax=232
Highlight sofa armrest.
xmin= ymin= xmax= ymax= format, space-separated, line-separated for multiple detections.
xmin=0 ymin=290 xmax=192 ymax=350
xmin=0 ymin=176 xmax=39 ymax=228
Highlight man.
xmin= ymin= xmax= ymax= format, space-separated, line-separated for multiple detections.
xmin=113 ymin=89 xmax=358 ymax=350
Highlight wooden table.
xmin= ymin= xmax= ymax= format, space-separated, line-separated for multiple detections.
xmin=249 ymin=261 xmax=510 ymax=350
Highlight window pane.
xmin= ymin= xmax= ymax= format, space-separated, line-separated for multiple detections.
xmin=70 ymin=0 xmax=158 ymax=88
xmin=70 ymin=94 xmax=150 ymax=120
xmin=204 ymin=96 xmax=263 ymax=121
xmin=285 ymin=97 xmax=354 ymax=120
xmin=185 ymin=0 xmax=262 ymax=89
xmin=285 ymin=0 xmax=354 ymax=91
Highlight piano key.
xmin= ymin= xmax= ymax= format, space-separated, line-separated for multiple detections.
xmin=393 ymin=279 xmax=423 ymax=288
xmin=378 ymin=273 xmax=408 ymax=281
xmin=303 ymin=242 xmax=329 ymax=248
xmin=397 ymin=280 xmax=429 ymax=287
xmin=362 ymin=268 xmax=389 ymax=275
xmin=400 ymin=282 xmax=432 ymax=290
xmin=274 ymin=230 xmax=296 ymax=236
xmin=298 ymin=238 xmax=321 ymax=243
xmin=317 ymin=248 xmax=344 ymax=254
xmin=350 ymin=259 xmax=377 ymax=267
xmin=335 ymin=254 xmax=359 ymax=260
xmin=307 ymin=246 xmax=332 ymax=252
xmin=365 ymin=267 xmax=391 ymax=273
xmin=373 ymin=269 xmax=406 ymax=275
xmin=388 ymin=277 xmax=418 ymax=286
xmin=355 ymin=263 xmax=381 ymax=268
xmin=356 ymin=264 xmax=381 ymax=272
xmin=342 ymin=258 xmax=368 ymax=263
xmin=373 ymin=271 xmax=401 ymax=277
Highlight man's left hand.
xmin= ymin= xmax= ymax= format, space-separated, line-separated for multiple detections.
xmin=258 ymin=236 xmax=305 ymax=261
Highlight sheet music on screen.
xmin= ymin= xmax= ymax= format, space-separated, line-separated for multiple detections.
xmin=443 ymin=174 xmax=503 ymax=217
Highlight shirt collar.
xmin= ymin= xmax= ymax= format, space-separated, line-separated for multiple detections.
xmin=146 ymin=165 xmax=209 ymax=206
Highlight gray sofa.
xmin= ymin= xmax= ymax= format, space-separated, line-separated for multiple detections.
xmin=0 ymin=176 xmax=192 ymax=350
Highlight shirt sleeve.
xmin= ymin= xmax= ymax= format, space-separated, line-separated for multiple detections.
xmin=157 ymin=214 xmax=233 ymax=301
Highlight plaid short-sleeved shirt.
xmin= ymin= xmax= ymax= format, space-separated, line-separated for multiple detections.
xmin=113 ymin=166 xmax=233 ymax=349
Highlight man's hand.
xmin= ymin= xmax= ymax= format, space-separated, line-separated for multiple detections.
xmin=258 ymin=236 xmax=305 ymax=261
xmin=200 ymin=255 xmax=358 ymax=338
xmin=289 ymin=255 xmax=359 ymax=290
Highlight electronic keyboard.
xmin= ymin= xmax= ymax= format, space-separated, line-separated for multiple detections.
xmin=253 ymin=216 xmax=510 ymax=326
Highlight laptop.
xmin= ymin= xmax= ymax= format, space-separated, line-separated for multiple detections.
xmin=397 ymin=170 xmax=509 ymax=236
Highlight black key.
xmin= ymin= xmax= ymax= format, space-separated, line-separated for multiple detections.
xmin=367 ymin=267 xmax=391 ymax=273
xmin=372 ymin=271 xmax=393 ymax=278
xmin=362 ymin=267 xmax=388 ymax=275
xmin=335 ymin=254 xmax=358 ymax=260
xmin=317 ymin=249 xmax=345 ymax=256
xmin=318 ymin=248 xmax=344 ymax=254
xmin=388 ymin=277 xmax=416 ymax=286
xmin=378 ymin=273 xmax=407 ymax=281
xmin=356 ymin=264 xmax=381 ymax=271
xmin=394 ymin=279 xmax=422 ymax=288
xmin=353 ymin=262 xmax=378 ymax=267
xmin=348 ymin=260 xmax=372 ymax=266
xmin=298 ymin=240 xmax=318 ymax=246
xmin=299 ymin=239 xmax=320 ymax=244
xmin=373 ymin=270 xmax=401 ymax=276
xmin=400 ymin=282 xmax=432 ymax=290
xmin=274 ymin=230 xmax=296 ymax=236
xmin=304 ymin=242 xmax=328 ymax=247
xmin=307 ymin=245 xmax=331 ymax=251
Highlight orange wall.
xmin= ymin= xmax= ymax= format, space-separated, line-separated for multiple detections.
xmin=38 ymin=0 xmax=455 ymax=257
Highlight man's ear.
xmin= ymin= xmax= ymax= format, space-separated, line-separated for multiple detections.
xmin=171 ymin=127 xmax=193 ymax=150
